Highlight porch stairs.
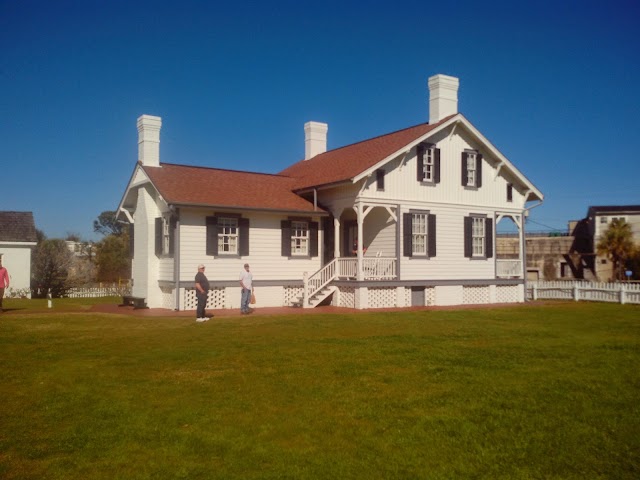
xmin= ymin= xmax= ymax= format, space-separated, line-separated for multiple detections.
xmin=293 ymin=259 xmax=340 ymax=308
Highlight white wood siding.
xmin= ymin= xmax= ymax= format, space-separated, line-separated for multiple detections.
xmin=398 ymin=203 xmax=496 ymax=280
xmin=178 ymin=209 xmax=323 ymax=283
xmin=363 ymin=208 xmax=396 ymax=257
xmin=0 ymin=244 xmax=33 ymax=293
xmin=362 ymin=126 xmax=527 ymax=211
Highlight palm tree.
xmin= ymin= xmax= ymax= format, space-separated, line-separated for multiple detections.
xmin=596 ymin=219 xmax=634 ymax=280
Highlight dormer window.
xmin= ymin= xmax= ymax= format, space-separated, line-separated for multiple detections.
xmin=462 ymin=150 xmax=483 ymax=188
xmin=417 ymin=143 xmax=440 ymax=184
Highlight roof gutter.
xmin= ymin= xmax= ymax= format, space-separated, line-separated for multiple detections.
xmin=168 ymin=201 xmax=330 ymax=217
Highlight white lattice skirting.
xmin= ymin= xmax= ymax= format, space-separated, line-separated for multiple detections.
xmin=160 ymin=287 xmax=174 ymax=309
xmin=284 ymin=287 xmax=304 ymax=306
xmin=496 ymin=285 xmax=519 ymax=303
xmin=338 ymin=287 xmax=355 ymax=308
xmin=425 ymin=287 xmax=436 ymax=306
xmin=463 ymin=285 xmax=490 ymax=305
xmin=368 ymin=287 xmax=396 ymax=308
xmin=184 ymin=288 xmax=227 ymax=310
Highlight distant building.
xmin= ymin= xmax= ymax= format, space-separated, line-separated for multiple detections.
xmin=510 ymin=205 xmax=640 ymax=282
xmin=497 ymin=226 xmax=576 ymax=282
xmin=0 ymin=211 xmax=38 ymax=296
xmin=583 ymin=205 xmax=640 ymax=281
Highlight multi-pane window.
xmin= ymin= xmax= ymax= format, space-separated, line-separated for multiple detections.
xmin=423 ymin=148 xmax=435 ymax=182
xmin=466 ymin=153 xmax=477 ymax=187
xmin=291 ymin=221 xmax=309 ymax=256
xmin=218 ymin=217 xmax=238 ymax=254
xmin=162 ymin=216 xmax=171 ymax=254
xmin=412 ymin=213 xmax=427 ymax=255
xmin=472 ymin=217 xmax=485 ymax=257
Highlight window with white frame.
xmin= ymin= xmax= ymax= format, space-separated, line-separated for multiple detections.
xmin=162 ymin=216 xmax=171 ymax=254
xmin=217 ymin=217 xmax=238 ymax=254
xmin=472 ymin=216 xmax=485 ymax=257
xmin=412 ymin=213 xmax=427 ymax=255
xmin=466 ymin=152 xmax=477 ymax=187
xmin=600 ymin=216 xmax=607 ymax=224
xmin=423 ymin=148 xmax=435 ymax=182
xmin=291 ymin=221 xmax=309 ymax=256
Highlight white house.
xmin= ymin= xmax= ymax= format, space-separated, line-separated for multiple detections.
xmin=117 ymin=74 xmax=543 ymax=311
xmin=0 ymin=211 xmax=38 ymax=297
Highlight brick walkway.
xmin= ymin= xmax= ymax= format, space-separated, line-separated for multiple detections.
xmin=89 ymin=301 xmax=530 ymax=318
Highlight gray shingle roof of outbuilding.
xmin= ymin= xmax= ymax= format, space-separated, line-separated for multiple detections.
xmin=0 ymin=211 xmax=38 ymax=243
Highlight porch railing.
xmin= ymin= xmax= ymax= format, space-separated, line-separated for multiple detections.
xmin=306 ymin=259 xmax=338 ymax=302
xmin=336 ymin=257 xmax=397 ymax=280
xmin=496 ymin=259 xmax=522 ymax=278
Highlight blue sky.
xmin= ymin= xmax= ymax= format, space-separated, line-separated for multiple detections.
xmin=2 ymin=0 xmax=639 ymax=241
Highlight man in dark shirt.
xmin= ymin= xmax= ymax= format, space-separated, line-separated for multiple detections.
xmin=195 ymin=264 xmax=210 ymax=322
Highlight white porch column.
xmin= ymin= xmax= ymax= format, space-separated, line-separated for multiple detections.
xmin=357 ymin=202 xmax=364 ymax=281
xmin=333 ymin=216 xmax=341 ymax=260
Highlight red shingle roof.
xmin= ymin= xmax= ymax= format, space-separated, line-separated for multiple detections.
xmin=138 ymin=116 xmax=455 ymax=212
xmin=279 ymin=116 xmax=454 ymax=190
xmin=142 ymin=164 xmax=323 ymax=213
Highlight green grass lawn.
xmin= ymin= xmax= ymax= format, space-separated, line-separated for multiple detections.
xmin=1 ymin=302 xmax=638 ymax=479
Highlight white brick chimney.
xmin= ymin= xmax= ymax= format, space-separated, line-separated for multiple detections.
xmin=428 ymin=74 xmax=459 ymax=123
xmin=304 ymin=121 xmax=328 ymax=160
xmin=137 ymin=114 xmax=162 ymax=167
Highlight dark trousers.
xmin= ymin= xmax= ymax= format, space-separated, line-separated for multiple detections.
xmin=0 ymin=288 xmax=4 ymax=310
xmin=196 ymin=292 xmax=208 ymax=318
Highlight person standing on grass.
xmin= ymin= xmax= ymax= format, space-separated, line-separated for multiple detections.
xmin=239 ymin=263 xmax=253 ymax=314
xmin=195 ymin=264 xmax=210 ymax=322
xmin=0 ymin=257 xmax=9 ymax=313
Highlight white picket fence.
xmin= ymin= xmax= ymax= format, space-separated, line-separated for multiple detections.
xmin=66 ymin=283 xmax=131 ymax=298
xmin=527 ymin=281 xmax=640 ymax=305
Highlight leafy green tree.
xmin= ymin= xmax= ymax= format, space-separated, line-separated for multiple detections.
xmin=596 ymin=219 xmax=634 ymax=281
xmin=625 ymin=245 xmax=640 ymax=281
xmin=94 ymin=211 xmax=124 ymax=237
xmin=95 ymin=232 xmax=131 ymax=282
xmin=31 ymin=239 xmax=74 ymax=297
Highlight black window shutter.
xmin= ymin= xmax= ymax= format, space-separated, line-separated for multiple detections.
xmin=461 ymin=152 xmax=468 ymax=186
xmin=281 ymin=220 xmax=291 ymax=257
xmin=376 ymin=169 xmax=385 ymax=190
xmin=417 ymin=144 xmax=425 ymax=181
xmin=403 ymin=213 xmax=413 ymax=257
xmin=155 ymin=218 xmax=162 ymax=255
xmin=485 ymin=218 xmax=493 ymax=258
xmin=239 ymin=217 xmax=249 ymax=256
xmin=434 ymin=148 xmax=441 ymax=184
xmin=428 ymin=214 xmax=437 ymax=257
xmin=309 ymin=221 xmax=319 ymax=257
xmin=128 ymin=224 xmax=134 ymax=259
xmin=168 ymin=217 xmax=177 ymax=255
xmin=206 ymin=216 xmax=218 ymax=256
xmin=476 ymin=154 xmax=483 ymax=188
xmin=464 ymin=216 xmax=473 ymax=257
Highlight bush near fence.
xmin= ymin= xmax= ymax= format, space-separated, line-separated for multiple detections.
xmin=527 ymin=281 xmax=640 ymax=305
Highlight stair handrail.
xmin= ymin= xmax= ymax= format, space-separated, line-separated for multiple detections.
xmin=304 ymin=259 xmax=338 ymax=306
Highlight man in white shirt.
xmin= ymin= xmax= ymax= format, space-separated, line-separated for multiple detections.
xmin=239 ymin=263 xmax=253 ymax=314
